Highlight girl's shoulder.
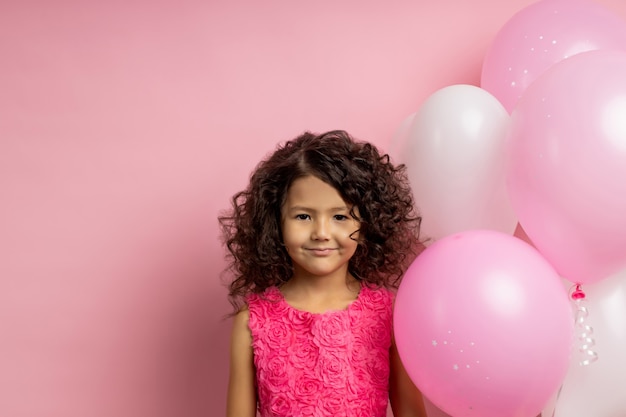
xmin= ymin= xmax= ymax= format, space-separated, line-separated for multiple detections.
xmin=361 ymin=283 xmax=395 ymax=299
xmin=354 ymin=284 xmax=395 ymax=313
xmin=245 ymin=286 xmax=282 ymax=304
xmin=230 ymin=306 xmax=251 ymax=345
xmin=245 ymin=286 xmax=287 ymax=324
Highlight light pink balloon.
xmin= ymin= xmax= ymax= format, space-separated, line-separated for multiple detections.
xmin=507 ymin=49 xmax=626 ymax=285
xmin=481 ymin=0 xmax=626 ymax=113
xmin=394 ymin=230 xmax=573 ymax=417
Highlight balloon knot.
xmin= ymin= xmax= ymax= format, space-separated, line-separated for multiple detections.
xmin=570 ymin=284 xmax=586 ymax=300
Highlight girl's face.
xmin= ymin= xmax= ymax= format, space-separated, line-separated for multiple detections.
xmin=281 ymin=175 xmax=360 ymax=282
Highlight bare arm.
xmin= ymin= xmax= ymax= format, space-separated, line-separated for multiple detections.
xmin=226 ymin=308 xmax=257 ymax=417
xmin=389 ymin=336 xmax=427 ymax=417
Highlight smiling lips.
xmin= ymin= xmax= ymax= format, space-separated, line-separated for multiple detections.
xmin=306 ymin=248 xmax=337 ymax=255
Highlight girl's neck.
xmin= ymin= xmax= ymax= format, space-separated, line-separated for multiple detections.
xmin=279 ymin=271 xmax=360 ymax=313
xmin=286 ymin=266 xmax=358 ymax=292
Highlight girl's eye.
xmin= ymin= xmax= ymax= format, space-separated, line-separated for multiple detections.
xmin=334 ymin=214 xmax=348 ymax=221
xmin=295 ymin=214 xmax=310 ymax=220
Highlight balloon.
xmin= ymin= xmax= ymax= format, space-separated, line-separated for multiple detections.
xmin=394 ymin=230 xmax=573 ymax=417
xmin=424 ymin=396 xmax=453 ymax=417
xmin=552 ymin=270 xmax=626 ymax=417
xmin=481 ymin=0 xmax=626 ymax=112
xmin=507 ymin=49 xmax=626 ymax=285
xmin=403 ymin=84 xmax=516 ymax=241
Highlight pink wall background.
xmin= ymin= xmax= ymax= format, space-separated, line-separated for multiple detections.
xmin=2 ymin=1 xmax=625 ymax=416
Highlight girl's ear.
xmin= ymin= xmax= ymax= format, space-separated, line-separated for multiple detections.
xmin=352 ymin=229 xmax=365 ymax=244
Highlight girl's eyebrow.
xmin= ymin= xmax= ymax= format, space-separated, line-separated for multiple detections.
xmin=286 ymin=205 xmax=350 ymax=212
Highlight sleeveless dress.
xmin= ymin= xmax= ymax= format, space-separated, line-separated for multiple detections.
xmin=247 ymin=284 xmax=394 ymax=417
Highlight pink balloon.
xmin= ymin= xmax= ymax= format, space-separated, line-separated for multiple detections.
xmin=507 ymin=49 xmax=626 ymax=285
xmin=424 ymin=396 xmax=453 ymax=417
xmin=394 ymin=230 xmax=573 ymax=417
xmin=481 ymin=0 xmax=626 ymax=112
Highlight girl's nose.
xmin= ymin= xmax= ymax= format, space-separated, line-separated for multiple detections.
xmin=311 ymin=219 xmax=330 ymax=240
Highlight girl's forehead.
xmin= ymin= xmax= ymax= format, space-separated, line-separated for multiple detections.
xmin=286 ymin=175 xmax=341 ymax=197
xmin=283 ymin=176 xmax=348 ymax=208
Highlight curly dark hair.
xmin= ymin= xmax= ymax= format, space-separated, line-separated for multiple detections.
xmin=219 ymin=130 xmax=422 ymax=311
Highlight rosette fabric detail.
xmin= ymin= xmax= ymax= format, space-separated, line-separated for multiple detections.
xmin=247 ymin=285 xmax=393 ymax=417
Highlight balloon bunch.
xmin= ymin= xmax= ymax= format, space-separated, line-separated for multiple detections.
xmin=391 ymin=1 xmax=626 ymax=416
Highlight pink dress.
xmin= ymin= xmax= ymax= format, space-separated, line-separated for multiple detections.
xmin=247 ymin=284 xmax=394 ymax=417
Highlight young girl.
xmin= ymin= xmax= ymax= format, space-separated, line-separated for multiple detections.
xmin=219 ymin=130 xmax=427 ymax=417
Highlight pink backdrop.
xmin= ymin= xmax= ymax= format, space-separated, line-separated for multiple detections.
xmin=2 ymin=1 xmax=625 ymax=416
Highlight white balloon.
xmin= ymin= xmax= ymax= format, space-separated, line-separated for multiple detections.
xmin=404 ymin=84 xmax=516 ymax=241
xmin=552 ymin=270 xmax=626 ymax=417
